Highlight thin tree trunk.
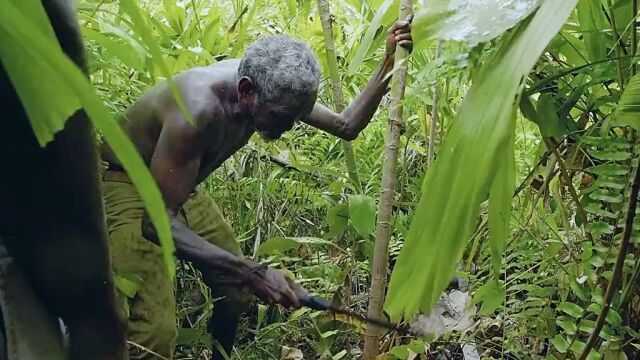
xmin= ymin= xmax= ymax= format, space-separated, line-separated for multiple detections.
xmin=632 ymin=0 xmax=637 ymax=76
xmin=362 ymin=1 xmax=413 ymax=358
xmin=316 ymin=0 xmax=363 ymax=193
xmin=427 ymin=41 xmax=441 ymax=169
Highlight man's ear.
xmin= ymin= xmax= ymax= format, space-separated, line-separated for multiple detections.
xmin=238 ymin=76 xmax=256 ymax=100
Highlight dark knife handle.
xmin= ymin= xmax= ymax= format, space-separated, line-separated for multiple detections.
xmin=300 ymin=295 xmax=332 ymax=311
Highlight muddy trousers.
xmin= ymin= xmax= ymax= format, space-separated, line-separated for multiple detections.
xmin=102 ymin=171 xmax=251 ymax=359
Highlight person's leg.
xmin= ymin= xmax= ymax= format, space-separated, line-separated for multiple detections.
xmin=0 ymin=1 xmax=126 ymax=358
xmin=104 ymin=178 xmax=177 ymax=359
xmin=182 ymin=187 xmax=252 ymax=360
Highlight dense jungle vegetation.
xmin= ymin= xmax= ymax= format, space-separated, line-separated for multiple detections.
xmin=3 ymin=0 xmax=640 ymax=359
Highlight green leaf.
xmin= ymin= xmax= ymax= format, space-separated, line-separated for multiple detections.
xmin=285 ymin=0 xmax=297 ymax=19
xmin=570 ymin=340 xmax=587 ymax=355
xmin=412 ymin=0 xmax=540 ymax=48
xmin=558 ymin=302 xmax=584 ymax=318
xmin=113 ymin=273 xmax=143 ymax=298
xmin=256 ymin=237 xmax=337 ymax=256
xmin=579 ymin=319 xmax=596 ymax=333
xmin=536 ymin=93 xmax=568 ymax=138
xmin=488 ymin=131 xmax=515 ymax=279
xmin=589 ymin=190 xmax=623 ymax=204
xmin=556 ymin=318 xmax=578 ymax=335
xmin=176 ymin=327 xmax=210 ymax=347
xmin=1 ymin=0 xmax=80 ymax=146
xmin=0 ymin=0 xmax=176 ymax=278
xmin=587 ymin=163 xmax=630 ymax=176
xmin=81 ymin=27 xmax=142 ymax=69
xmin=347 ymin=0 xmax=395 ymax=75
xmin=589 ymin=255 xmax=605 ymax=267
xmin=320 ymin=329 xmax=339 ymax=338
xmin=551 ymin=334 xmax=570 ymax=353
xmin=584 ymin=203 xmax=616 ymax=218
xmin=606 ymin=309 xmax=623 ymax=327
xmin=388 ymin=345 xmax=410 ymax=359
xmin=570 ymin=280 xmax=590 ymax=301
xmin=586 ymin=222 xmax=615 ymax=237
xmin=119 ymin=0 xmax=195 ymax=125
xmin=326 ymin=203 xmax=349 ymax=237
xmin=588 ymin=302 xmax=602 ymax=314
xmin=348 ymin=195 xmax=377 ymax=237
xmin=385 ymin=0 xmax=579 ymax=321
xmin=577 ymin=0 xmax=609 ymax=63
xmin=596 ymin=178 xmax=626 ymax=190
xmin=610 ymin=74 xmax=640 ymax=131
xmin=588 ymin=149 xmax=632 ymax=161
xmin=471 ymin=280 xmax=506 ymax=316
xmin=257 ymin=303 xmax=268 ymax=330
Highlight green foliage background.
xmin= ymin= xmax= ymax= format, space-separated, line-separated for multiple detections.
xmin=2 ymin=0 xmax=640 ymax=358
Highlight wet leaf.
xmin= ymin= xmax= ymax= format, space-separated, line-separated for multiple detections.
xmin=385 ymin=0 xmax=578 ymax=320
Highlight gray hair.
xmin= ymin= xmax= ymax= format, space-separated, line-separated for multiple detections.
xmin=238 ymin=35 xmax=321 ymax=103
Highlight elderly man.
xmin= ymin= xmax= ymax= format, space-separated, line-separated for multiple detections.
xmin=101 ymin=17 xmax=413 ymax=360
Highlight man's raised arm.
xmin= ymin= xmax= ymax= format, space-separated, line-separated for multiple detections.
xmin=301 ymin=15 xmax=413 ymax=140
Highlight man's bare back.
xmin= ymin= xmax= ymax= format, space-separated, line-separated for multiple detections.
xmin=101 ymin=60 xmax=256 ymax=184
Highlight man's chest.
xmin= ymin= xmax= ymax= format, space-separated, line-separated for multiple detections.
xmin=196 ymin=121 xmax=254 ymax=183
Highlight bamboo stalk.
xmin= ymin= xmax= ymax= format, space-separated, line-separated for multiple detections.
xmin=316 ymin=0 xmax=363 ymax=193
xmin=632 ymin=0 xmax=638 ymax=76
xmin=362 ymin=1 xmax=413 ymax=358
xmin=427 ymin=41 xmax=441 ymax=169
xmin=606 ymin=0 xmax=627 ymax=91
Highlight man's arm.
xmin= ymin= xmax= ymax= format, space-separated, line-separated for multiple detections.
xmin=301 ymin=16 xmax=413 ymax=140
xmin=141 ymin=108 xmax=304 ymax=307
xmin=140 ymin=108 xmax=245 ymax=273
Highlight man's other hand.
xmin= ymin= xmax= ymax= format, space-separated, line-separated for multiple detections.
xmin=244 ymin=266 xmax=309 ymax=308
xmin=386 ymin=14 xmax=414 ymax=57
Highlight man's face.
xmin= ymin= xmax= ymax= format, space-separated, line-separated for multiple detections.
xmin=253 ymin=93 xmax=316 ymax=141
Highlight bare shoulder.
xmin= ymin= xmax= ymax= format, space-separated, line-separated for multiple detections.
xmin=153 ymin=61 xmax=240 ymax=129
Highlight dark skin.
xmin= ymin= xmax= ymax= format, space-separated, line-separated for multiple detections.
xmin=0 ymin=0 xmax=126 ymax=358
xmin=101 ymin=16 xmax=412 ymax=353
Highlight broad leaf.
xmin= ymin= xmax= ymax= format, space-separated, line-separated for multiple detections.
xmin=256 ymin=236 xmax=337 ymax=256
xmin=326 ymin=203 xmax=349 ymax=237
xmin=536 ymin=93 xmax=568 ymax=138
xmin=488 ymin=126 xmax=515 ymax=279
xmin=385 ymin=0 xmax=578 ymax=320
xmin=0 ymin=0 xmax=176 ymax=278
xmin=576 ymin=0 xmax=608 ymax=63
xmin=113 ymin=273 xmax=143 ymax=298
xmin=412 ymin=0 xmax=541 ymax=48
xmin=558 ymin=302 xmax=584 ymax=318
xmin=610 ymin=74 xmax=640 ymax=131
xmin=556 ymin=318 xmax=578 ymax=335
xmin=551 ymin=334 xmax=570 ymax=353
xmin=1 ymin=0 xmax=80 ymax=146
xmin=471 ymin=280 xmax=506 ymax=315
xmin=348 ymin=195 xmax=377 ymax=237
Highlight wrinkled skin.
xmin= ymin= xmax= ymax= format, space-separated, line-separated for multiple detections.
xmin=100 ymin=16 xmax=412 ymax=358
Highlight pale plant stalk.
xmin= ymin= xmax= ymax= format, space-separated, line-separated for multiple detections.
xmin=362 ymin=0 xmax=413 ymax=358
xmin=632 ymin=0 xmax=637 ymax=76
xmin=427 ymin=41 xmax=441 ymax=168
xmin=316 ymin=0 xmax=363 ymax=193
